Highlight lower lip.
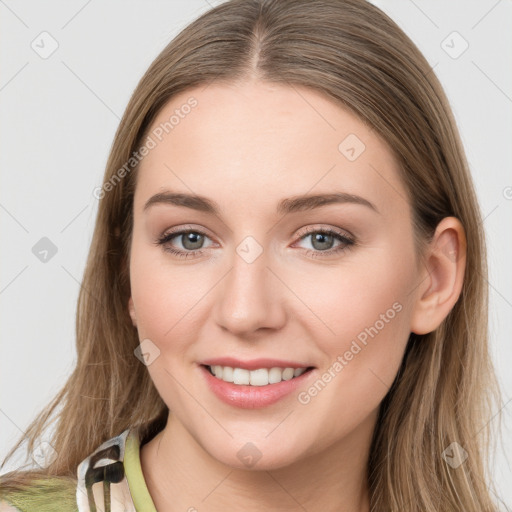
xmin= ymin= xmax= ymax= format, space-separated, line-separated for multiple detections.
xmin=200 ymin=365 xmax=314 ymax=409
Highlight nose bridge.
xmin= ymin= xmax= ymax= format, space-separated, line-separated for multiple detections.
xmin=214 ymin=233 xmax=285 ymax=334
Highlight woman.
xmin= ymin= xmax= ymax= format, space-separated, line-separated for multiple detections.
xmin=0 ymin=0 xmax=504 ymax=510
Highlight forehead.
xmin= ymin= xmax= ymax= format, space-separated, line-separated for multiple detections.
xmin=134 ymin=81 xmax=409 ymax=217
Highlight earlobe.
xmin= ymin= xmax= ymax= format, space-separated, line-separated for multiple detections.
xmin=410 ymin=217 xmax=467 ymax=335
xmin=128 ymin=297 xmax=137 ymax=327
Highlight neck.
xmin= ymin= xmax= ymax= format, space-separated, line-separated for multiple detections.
xmin=140 ymin=411 xmax=375 ymax=512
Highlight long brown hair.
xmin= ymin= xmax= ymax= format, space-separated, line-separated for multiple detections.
xmin=1 ymin=1 xmax=503 ymax=509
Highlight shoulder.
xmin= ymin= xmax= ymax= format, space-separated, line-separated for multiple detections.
xmin=0 ymin=475 xmax=78 ymax=512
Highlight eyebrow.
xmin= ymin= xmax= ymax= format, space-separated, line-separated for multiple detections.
xmin=143 ymin=191 xmax=379 ymax=215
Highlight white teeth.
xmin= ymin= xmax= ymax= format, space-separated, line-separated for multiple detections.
xmin=282 ymin=368 xmax=294 ymax=381
xmin=233 ymin=368 xmax=250 ymax=385
xmin=222 ymin=366 xmax=234 ymax=382
xmin=294 ymin=368 xmax=307 ymax=377
xmin=249 ymin=368 xmax=268 ymax=386
xmin=209 ymin=365 xmax=308 ymax=385
xmin=268 ymin=367 xmax=282 ymax=384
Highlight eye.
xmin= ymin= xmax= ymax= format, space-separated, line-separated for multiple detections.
xmin=155 ymin=225 xmax=356 ymax=260
xmin=294 ymin=227 xmax=355 ymax=258
xmin=155 ymin=226 xmax=213 ymax=259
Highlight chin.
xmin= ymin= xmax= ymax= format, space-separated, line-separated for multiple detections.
xmin=203 ymin=436 xmax=308 ymax=472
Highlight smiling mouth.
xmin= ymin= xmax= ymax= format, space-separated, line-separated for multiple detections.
xmin=202 ymin=364 xmax=315 ymax=386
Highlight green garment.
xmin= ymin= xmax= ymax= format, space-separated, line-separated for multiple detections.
xmin=0 ymin=426 xmax=157 ymax=512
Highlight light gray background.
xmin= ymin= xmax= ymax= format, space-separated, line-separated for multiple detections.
xmin=1 ymin=0 xmax=511 ymax=508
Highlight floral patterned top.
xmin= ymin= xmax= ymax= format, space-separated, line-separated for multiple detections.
xmin=0 ymin=426 xmax=157 ymax=512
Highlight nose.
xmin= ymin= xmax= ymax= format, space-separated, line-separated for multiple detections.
xmin=213 ymin=240 xmax=287 ymax=338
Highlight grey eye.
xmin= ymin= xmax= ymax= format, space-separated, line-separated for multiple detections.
xmin=178 ymin=232 xmax=207 ymax=250
xmin=309 ymin=232 xmax=336 ymax=251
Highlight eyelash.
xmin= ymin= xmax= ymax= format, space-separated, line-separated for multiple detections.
xmin=155 ymin=226 xmax=356 ymax=260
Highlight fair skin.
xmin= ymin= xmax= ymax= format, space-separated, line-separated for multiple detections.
xmin=128 ymin=80 xmax=466 ymax=512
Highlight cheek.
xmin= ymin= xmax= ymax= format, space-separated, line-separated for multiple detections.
xmin=129 ymin=244 xmax=208 ymax=411
xmin=129 ymin=240 xmax=206 ymax=353
xmin=297 ymin=243 xmax=415 ymax=387
xmin=292 ymin=262 xmax=414 ymax=442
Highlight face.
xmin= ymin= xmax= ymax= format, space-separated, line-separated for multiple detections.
xmin=128 ymin=80 xmax=421 ymax=470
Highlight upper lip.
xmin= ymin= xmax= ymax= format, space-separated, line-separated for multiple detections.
xmin=200 ymin=357 xmax=314 ymax=371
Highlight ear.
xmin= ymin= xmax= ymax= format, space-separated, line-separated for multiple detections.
xmin=410 ymin=216 xmax=467 ymax=335
xmin=128 ymin=297 xmax=137 ymax=327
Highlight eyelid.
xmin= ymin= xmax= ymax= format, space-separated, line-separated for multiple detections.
xmin=291 ymin=226 xmax=356 ymax=257
xmin=157 ymin=224 xmax=353 ymax=245
xmin=294 ymin=224 xmax=354 ymax=241
xmin=159 ymin=223 xmax=215 ymax=240
xmin=155 ymin=223 xmax=357 ymax=259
